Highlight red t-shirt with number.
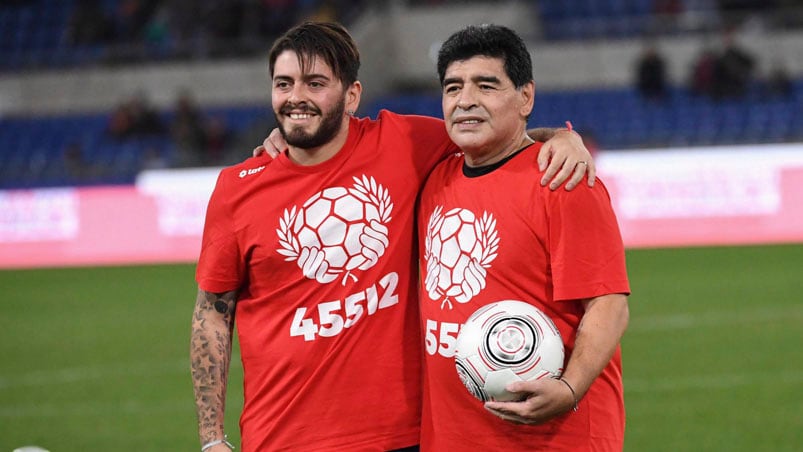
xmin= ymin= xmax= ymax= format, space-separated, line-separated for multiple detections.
xmin=196 ymin=111 xmax=455 ymax=452
xmin=417 ymin=144 xmax=630 ymax=451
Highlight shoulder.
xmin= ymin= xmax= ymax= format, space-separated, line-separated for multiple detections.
xmin=370 ymin=109 xmax=446 ymax=135
xmin=503 ymin=142 xmax=546 ymax=182
xmin=424 ymin=152 xmax=463 ymax=185
xmin=434 ymin=151 xmax=464 ymax=171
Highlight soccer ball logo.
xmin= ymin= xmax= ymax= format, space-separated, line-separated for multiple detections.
xmin=424 ymin=207 xmax=499 ymax=309
xmin=455 ymin=300 xmax=565 ymax=402
xmin=277 ymin=175 xmax=393 ymax=285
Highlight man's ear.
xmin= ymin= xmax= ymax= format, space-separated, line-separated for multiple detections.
xmin=520 ymin=80 xmax=535 ymax=119
xmin=346 ymin=81 xmax=362 ymax=114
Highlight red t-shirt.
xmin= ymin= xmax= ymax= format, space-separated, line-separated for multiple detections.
xmin=417 ymin=143 xmax=630 ymax=451
xmin=196 ymin=111 xmax=455 ymax=451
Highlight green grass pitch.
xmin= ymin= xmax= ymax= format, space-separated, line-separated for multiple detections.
xmin=1 ymin=244 xmax=801 ymax=451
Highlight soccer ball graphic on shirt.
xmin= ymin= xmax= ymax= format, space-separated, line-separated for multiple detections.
xmin=424 ymin=207 xmax=499 ymax=308
xmin=277 ymin=175 xmax=393 ymax=285
xmin=455 ymin=300 xmax=564 ymax=402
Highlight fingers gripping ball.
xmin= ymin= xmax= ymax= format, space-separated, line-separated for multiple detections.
xmin=358 ymin=219 xmax=389 ymax=270
xmin=455 ymin=300 xmax=564 ymax=402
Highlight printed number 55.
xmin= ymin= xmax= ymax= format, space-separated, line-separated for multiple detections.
xmin=425 ymin=320 xmax=460 ymax=357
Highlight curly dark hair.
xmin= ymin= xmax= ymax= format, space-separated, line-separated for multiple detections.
xmin=437 ymin=24 xmax=532 ymax=89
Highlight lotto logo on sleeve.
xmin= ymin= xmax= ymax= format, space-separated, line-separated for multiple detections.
xmin=277 ymin=175 xmax=394 ymax=285
xmin=239 ymin=165 xmax=265 ymax=178
xmin=424 ymin=207 xmax=499 ymax=309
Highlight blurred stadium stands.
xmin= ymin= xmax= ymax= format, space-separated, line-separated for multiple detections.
xmin=0 ymin=0 xmax=365 ymax=71
xmin=0 ymin=104 xmax=269 ymax=189
xmin=1 ymin=0 xmax=802 ymax=189
xmin=367 ymin=83 xmax=803 ymax=148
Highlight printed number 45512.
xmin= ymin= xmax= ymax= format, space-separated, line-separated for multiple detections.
xmin=290 ymin=272 xmax=399 ymax=341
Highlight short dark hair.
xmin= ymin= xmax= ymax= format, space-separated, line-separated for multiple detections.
xmin=437 ymin=24 xmax=532 ymax=88
xmin=268 ymin=22 xmax=360 ymax=87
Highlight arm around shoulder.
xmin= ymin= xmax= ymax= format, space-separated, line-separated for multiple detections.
xmin=528 ymin=125 xmax=596 ymax=191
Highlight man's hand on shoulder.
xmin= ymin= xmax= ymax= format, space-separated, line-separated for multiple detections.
xmin=533 ymin=126 xmax=596 ymax=191
xmin=253 ymin=128 xmax=286 ymax=158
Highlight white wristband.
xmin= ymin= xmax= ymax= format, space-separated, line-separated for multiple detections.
xmin=201 ymin=434 xmax=235 ymax=451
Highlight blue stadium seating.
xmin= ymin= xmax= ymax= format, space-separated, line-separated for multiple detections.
xmin=0 ymin=0 xmax=75 ymax=70
xmin=0 ymin=2 xmax=800 ymax=189
xmin=0 ymin=105 xmax=269 ymax=189
xmin=3 ymin=82 xmax=800 ymax=189
xmin=0 ymin=0 xmax=335 ymax=71
xmin=365 ymin=82 xmax=803 ymax=151
xmin=537 ymin=0 xmax=658 ymax=40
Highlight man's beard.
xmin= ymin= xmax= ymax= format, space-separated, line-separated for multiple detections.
xmin=275 ymin=97 xmax=346 ymax=149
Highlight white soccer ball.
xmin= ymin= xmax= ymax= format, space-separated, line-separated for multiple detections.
xmin=427 ymin=208 xmax=483 ymax=299
xmin=294 ymin=187 xmax=379 ymax=272
xmin=455 ymin=300 xmax=565 ymax=402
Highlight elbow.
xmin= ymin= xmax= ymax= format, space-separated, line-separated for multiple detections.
xmin=618 ymin=295 xmax=630 ymax=338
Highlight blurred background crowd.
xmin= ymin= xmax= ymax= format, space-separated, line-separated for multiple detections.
xmin=0 ymin=0 xmax=801 ymax=189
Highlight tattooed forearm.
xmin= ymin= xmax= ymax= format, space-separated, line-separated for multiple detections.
xmin=191 ymin=288 xmax=237 ymax=445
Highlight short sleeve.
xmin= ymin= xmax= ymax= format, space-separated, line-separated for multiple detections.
xmin=196 ymin=170 xmax=243 ymax=293
xmin=547 ymin=180 xmax=630 ymax=301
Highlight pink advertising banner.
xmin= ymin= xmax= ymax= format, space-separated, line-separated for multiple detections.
xmin=2 ymin=145 xmax=803 ymax=269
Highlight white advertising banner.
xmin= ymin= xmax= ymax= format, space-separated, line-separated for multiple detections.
xmin=596 ymin=144 xmax=803 ymax=248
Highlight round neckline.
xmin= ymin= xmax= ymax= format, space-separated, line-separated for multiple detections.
xmin=462 ymin=142 xmax=535 ymax=178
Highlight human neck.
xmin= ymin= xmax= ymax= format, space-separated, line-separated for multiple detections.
xmin=463 ymin=132 xmax=534 ymax=168
xmin=286 ymin=117 xmax=351 ymax=166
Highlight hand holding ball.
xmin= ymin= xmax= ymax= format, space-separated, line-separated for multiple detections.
xmin=455 ymin=300 xmax=565 ymax=402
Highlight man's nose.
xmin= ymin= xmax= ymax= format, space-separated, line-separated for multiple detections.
xmin=456 ymin=86 xmax=478 ymax=110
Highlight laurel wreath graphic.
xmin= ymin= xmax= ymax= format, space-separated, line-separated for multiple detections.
xmin=424 ymin=205 xmax=444 ymax=261
xmin=349 ymin=175 xmax=392 ymax=223
xmin=477 ymin=211 xmax=499 ymax=268
xmin=276 ymin=205 xmax=300 ymax=261
xmin=275 ymin=176 xmax=393 ymax=273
